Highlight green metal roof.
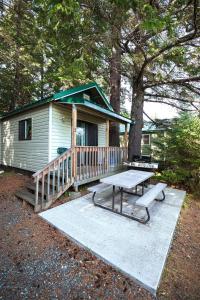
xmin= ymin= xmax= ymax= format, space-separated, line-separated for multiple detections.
xmin=1 ymin=96 xmax=53 ymax=119
xmin=57 ymin=97 xmax=132 ymax=124
xmin=53 ymin=82 xmax=114 ymax=111
xmin=1 ymin=82 xmax=132 ymax=124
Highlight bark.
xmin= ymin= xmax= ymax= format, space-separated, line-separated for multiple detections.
xmin=109 ymin=27 xmax=121 ymax=147
xmin=128 ymin=79 xmax=144 ymax=160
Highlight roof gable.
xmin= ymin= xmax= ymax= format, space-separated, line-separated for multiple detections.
xmin=1 ymin=82 xmax=134 ymax=124
xmin=53 ymin=82 xmax=114 ymax=111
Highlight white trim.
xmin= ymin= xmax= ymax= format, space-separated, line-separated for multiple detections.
xmin=54 ymin=86 xmax=94 ymax=101
xmin=48 ymin=103 xmax=52 ymax=162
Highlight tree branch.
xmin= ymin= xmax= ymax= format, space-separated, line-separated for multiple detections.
xmin=136 ymin=0 xmax=199 ymax=84
xmin=146 ymin=0 xmax=198 ymax=63
xmin=143 ymin=110 xmax=160 ymax=126
xmin=181 ymin=83 xmax=200 ymax=97
xmin=144 ymin=92 xmax=200 ymax=104
xmin=144 ymin=99 xmax=196 ymax=111
xmin=145 ymin=75 xmax=200 ymax=89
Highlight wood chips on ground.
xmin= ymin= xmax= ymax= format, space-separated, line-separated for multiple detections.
xmin=0 ymin=172 xmax=199 ymax=300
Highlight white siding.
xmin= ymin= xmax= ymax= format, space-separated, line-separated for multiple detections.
xmin=1 ymin=105 xmax=49 ymax=172
xmin=51 ymin=104 xmax=72 ymax=160
xmin=50 ymin=104 xmax=108 ymax=160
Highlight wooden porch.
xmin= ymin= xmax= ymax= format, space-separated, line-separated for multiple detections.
xmin=74 ymin=146 xmax=127 ymax=187
xmin=16 ymin=105 xmax=129 ymax=212
xmin=16 ymin=146 xmax=127 ymax=212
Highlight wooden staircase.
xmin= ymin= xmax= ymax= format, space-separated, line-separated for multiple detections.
xmin=16 ymin=148 xmax=75 ymax=212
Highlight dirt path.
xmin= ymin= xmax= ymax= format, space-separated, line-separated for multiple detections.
xmin=0 ymin=172 xmax=199 ymax=299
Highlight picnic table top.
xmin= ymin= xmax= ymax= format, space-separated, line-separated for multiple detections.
xmin=100 ymin=170 xmax=154 ymax=189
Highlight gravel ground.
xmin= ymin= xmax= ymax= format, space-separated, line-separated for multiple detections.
xmin=0 ymin=172 xmax=153 ymax=300
xmin=0 ymin=172 xmax=199 ymax=300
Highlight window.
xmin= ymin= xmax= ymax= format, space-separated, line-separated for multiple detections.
xmin=19 ymin=118 xmax=32 ymax=140
xmin=142 ymin=134 xmax=150 ymax=145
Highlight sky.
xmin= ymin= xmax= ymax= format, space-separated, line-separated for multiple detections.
xmin=143 ymin=102 xmax=178 ymax=120
xmin=124 ymin=97 xmax=178 ymax=121
xmin=122 ymin=80 xmax=179 ymax=121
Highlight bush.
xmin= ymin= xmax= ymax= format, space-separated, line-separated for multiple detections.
xmin=153 ymin=114 xmax=200 ymax=196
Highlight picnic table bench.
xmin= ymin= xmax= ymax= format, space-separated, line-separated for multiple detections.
xmin=135 ymin=183 xmax=167 ymax=223
xmin=87 ymin=171 xmax=167 ymax=224
xmin=88 ymin=183 xmax=112 ymax=201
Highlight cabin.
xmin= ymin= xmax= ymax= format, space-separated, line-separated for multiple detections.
xmin=0 ymin=82 xmax=131 ymax=211
xmin=120 ymin=119 xmax=175 ymax=159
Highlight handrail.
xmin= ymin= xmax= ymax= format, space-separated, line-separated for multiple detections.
xmin=33 ymin=147 xmax=75 ymax=210
xmin=33 ymin=148 xmax=73 ymax=179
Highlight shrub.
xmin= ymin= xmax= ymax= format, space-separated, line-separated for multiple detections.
xmin=153 ymin=114 xmax=200 ymax=196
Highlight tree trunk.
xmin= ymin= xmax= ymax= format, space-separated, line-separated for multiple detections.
xmin=109 ymin=28 xmax=121 ymax=147
xmin=128 ymin=80 xmax=144 ymax=160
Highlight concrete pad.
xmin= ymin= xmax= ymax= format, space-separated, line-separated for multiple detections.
xmin=39 ymin=187 xmax=186 ymax=295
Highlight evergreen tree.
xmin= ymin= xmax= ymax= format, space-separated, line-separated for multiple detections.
xmin=153 ymin=113 xmax=200 ymax=195
xmin=0 ymin=0 xmax=37 ymax=110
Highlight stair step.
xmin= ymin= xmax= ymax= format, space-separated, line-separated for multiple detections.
xmin=16 ymin=169 xmax=74 ymax=212
xmin=27 ymin=183 xmax=49 ymax=195
xmin=15 ymin=189 xmax=43 ymax=212
xmin=15 ymin=189 xmax=37 ymax=206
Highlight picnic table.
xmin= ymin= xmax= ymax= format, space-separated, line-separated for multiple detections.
xmin=88 ymin=170 xmax=166 ymax=223
xmin=101 ymin=169 xmax=153 ymax=210
xmin=101 ymin=170 xmax=154 ymax=191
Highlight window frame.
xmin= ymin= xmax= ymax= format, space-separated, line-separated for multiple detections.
xmin=142 ymin=134 xmax=150 ymax=145
xmin=18 ymin=118 xmax=32 ymax=141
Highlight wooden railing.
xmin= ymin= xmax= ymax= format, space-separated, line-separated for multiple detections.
xmin=32 ymin=148 xmax=74 ymax=209
xmin=32 ymin=146 xmax=127 ymax=210
xmin=74 ymin=146 xmax=127 ymax=182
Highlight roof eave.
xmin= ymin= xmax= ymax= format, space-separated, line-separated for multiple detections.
xmin=1 ymin=96 xmax=53 ymax=119
xmin=57 ymin=98 xmax=133 ymax=124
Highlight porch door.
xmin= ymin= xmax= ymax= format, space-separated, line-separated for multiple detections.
xmin=76 ymin=120 xmax=98 ymax=167
xmin=87 ymin=123 xmax=98 ymax=146
xmin=76 ymin=120 xmax=98 ymax=146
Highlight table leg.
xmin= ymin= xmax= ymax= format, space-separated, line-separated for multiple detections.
xmin=120 ymin=187 xmax=123 ymax=213
xmin=142 ymin=181 xmax=144 ymax=195
xmin=112 ymin=185 xmax=115 ymax=210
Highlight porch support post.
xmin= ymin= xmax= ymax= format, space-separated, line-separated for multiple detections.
xmin=106 ymin=120 xmax=110 ymax=171
xmin=72 ymin=104 xmax=77 ymax=179
xmin=124 ymin=123 xmax=128 ymax=148
xmin=72 ymin=104 xmax=77 ymax=148
xmin=106 ymin=120 xmax=109 ymax=146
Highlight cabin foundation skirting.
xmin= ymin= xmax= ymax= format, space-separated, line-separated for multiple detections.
xmin=0 ymin=164 xmax=33 ymax=177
